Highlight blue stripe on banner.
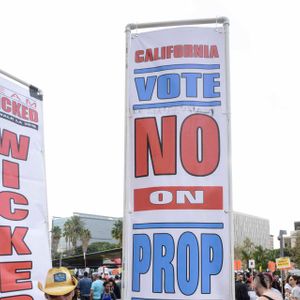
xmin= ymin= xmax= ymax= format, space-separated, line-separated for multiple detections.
xmin=133 ymin=223 xmax=224 ymax=230
xmin=132 ymin=100 xmax=221 ymax=110
xmin=134 ymin=63 xmax=220 ymax=74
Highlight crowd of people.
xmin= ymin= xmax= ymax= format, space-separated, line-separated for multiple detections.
xmin=235 ymin=271 xmax=300 ymax=300
xmin=38 ymin=267 xmax=121 ymax=300
xmin=38 ymin=266 xmax=300 ymax=300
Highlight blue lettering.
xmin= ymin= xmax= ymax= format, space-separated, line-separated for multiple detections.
xmin=181 ymin=73 xmax=202 ymax=97
xmin=203 ymin=73 xmax=220 ymax=98
xmin=135 ymin=76 xmax=157 ymax=101
xmin=132 ymin=234 xmax=151 ymax=292
xmin=201 ymin=233 xmax=223 ymax=294
xmin=153 ymin=233 xmax=175 ymax=293
xmin=157 ymin=74 xmax=180 ymax=99
xmin=177 ymin=232 xmax=199 ymax=295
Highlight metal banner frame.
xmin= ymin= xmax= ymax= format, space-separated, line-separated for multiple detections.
xmin=123 ymin=17 xmax=233 ymax=300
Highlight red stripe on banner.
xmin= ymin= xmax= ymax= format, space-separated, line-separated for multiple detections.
xmin=134 ymin=186 xmax=223 ymax=211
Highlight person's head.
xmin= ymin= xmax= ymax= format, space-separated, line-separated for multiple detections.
xmin=83 ymin=271 xmax=88 ymax=277
xmin=289 ymin=275 xmax=299 ymax=288
xmin=262 ymin=272 xmax=273 ymax=289
xmin=236 ymin=272 xmax=244 ymax=282
xmin=103 ymin=281 xmax=111 ymax=293
xmin=38 ymin=267 xmax=78 ymax=300
xmin=253 ymin=273 xmax=270 ymax=296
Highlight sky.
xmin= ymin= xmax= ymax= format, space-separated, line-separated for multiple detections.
xmin=0 ymin=0 xmax=299 ymax=246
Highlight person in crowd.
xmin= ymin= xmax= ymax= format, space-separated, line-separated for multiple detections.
xmin=235 ymin=272 xmax=250 ymax=300
xmin=262 ymin=272 xmax=283 ymax=300
xmin=108 ymin=278 xmax=121 ymax=299
xmin=246 ymin=278 xmax=257 ymax=300
xmin=114 ymin=275 xmax=121 ymax=299
xmin=78 ymin=271 xmax=92 ymax=300
xmin=100 ymin=281 xmax=116 ymax=300
xmin=90 ymin=273 xmax=104 ymax=300
xmin=38 ymin=267 xmax=78 ymax=300
xmin=285 ymin=275 xmax=293 ymax=300
xmin=288 ymin=275 xmax=300 ymax=300
xmin=253 ymin=272 xmax=282 ymax=300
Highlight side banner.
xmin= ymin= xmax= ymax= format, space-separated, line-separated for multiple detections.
xmin=124 ymin=26 xmax=233 ymax=300
xmin=0 ymin=75 xmax=51 ymax=299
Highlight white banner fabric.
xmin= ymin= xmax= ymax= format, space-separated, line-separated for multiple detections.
xmin=124 ymin=26 xmax=233 ymax=300
xmin=0 ymin=75 xmax=51 ymax=299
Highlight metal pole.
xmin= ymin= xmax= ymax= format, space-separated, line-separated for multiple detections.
xmin=278 ymin=230 xmax=287 ymax=295
xmin=0 ymin=68 xmax=30 ymax=88
xmin=126 ymin=16 xmax=229 ymax=31
xmin=223 ymin=18 xmax=235 ymax=300
xmin=122 ymin=24 xmax=132 ymax=300
xmin=0 ymin=68 xmax=43 ymax=100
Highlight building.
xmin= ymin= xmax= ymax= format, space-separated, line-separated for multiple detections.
xmin=233 ymin=212 xmax=271 ymax=249
xmin=52 ymin=212 xmax=121 ymax=252
xmin=283 ymin=221 xmax=300 ymax=249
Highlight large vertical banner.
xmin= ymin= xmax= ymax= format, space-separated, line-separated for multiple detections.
xmin=124 ymin=24 xmax=233 ymax=300
xmin=0 ymin=75 xmax=51 ymax=299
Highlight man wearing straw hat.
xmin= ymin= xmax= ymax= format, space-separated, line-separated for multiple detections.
xmin=38 ymin=267 xmax=78 ymax=299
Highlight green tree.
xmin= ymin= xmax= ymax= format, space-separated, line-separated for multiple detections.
xmin=63 ymin=219 xmax=72 ymax=253
xmin=51 ymin=226 xmax=62 ymax=258
xmin=240 ymin=238 xmax=255 ymax=269
xmin=111 ymin=220 xmax=123 ymax=247
xmin=87 ymin=242 xmax=119 ymax=253
xmin=81 ymin=228 xmax=91 ymax=255
xmin=63 ymin=216 xmax=85 ymax=254
xmin=69 ymin=215 xmax=84 ymax=250
xmin=81 ymin=228 xmax=91 ymax=267
xmin=253 ymin=245 xmax=269 ymax=270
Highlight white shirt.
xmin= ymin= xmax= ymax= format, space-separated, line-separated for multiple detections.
xmin=292 ymin=286 xmax=300 ymax=299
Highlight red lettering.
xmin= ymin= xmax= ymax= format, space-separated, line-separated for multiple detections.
xmin=0 ymin=226 xmax=31 ymax=255
xmin=166 ymin=46 xmax=173 ymax=58
xmin=21 ymin=106 xmax=29 ymax=120
xmin=1 ymin=97 xmax=11 ymax=113
xmin=0 ymin=261 xmax=32 ymax=292
xmin=210 ymin=45 xmax=219 ymax=58
xmin=181 ymin=114 xmax=220 ymax=176
xmin=0 ymin=191 xmax=29 ymax=221
xmin=204 ymin=45 xmax=209 ymax=58
xmin=145 ymin=49 xmax=153 ymax=62
xmin=2 ymin=160 xmax=19 ymax=189
xmin=194 ymin=45 xmax=203 ymax=58
xmin=0 ymin=129 xmax=30 ymax=160
xmin=135 ymin=50 xmax=144 ymax=63
xmin=11 ymin=102 xmax=21 ymax=118
xmin=184 ymin=45 xmax=193 ymax=57
xmin=28 ymin=109 xmax=38 ymax=122
xmin=135 ymin=116 xmax=176 ymax=177
xmin=174 ymin=45 xmax=183 ymax=58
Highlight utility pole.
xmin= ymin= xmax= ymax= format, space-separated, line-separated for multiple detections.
xmin=278 ymin=230 xmax=287 ymax=295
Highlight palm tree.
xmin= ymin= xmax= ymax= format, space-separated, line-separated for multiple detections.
xmin=111 ymin=220 xmax=123 ymax=247
xmin=63 ymin=219 xmax=72 ymax=253
xmin=51 ymin=226 xmax=62 ymax=258
xmin=81 ymin=228 xmax=91 ymax=267
xmin=69 ymin=215 xmax=84 ymax=250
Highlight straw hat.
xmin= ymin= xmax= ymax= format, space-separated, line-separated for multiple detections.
xmin=38 ymin=267 xmax=78 ymax=296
